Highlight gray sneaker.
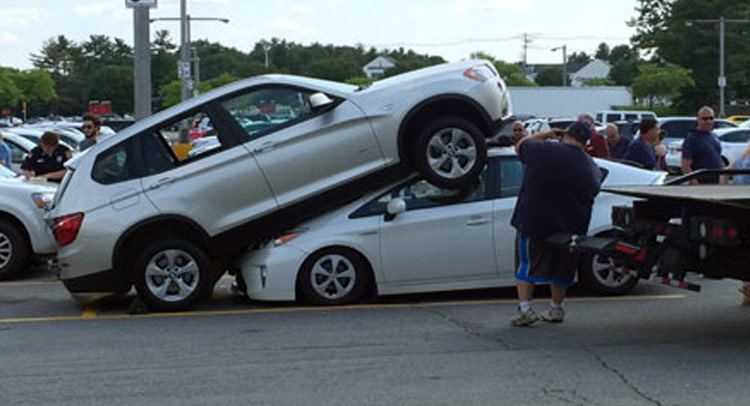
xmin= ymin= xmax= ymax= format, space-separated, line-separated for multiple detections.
xmin=511 ymin=308 xmax=540 ymax=327
xmin=540 ymin=306 xmax=565 ymax=323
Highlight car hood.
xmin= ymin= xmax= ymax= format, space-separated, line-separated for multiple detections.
xmin=0 ymin=176 xmax=58 ymax=193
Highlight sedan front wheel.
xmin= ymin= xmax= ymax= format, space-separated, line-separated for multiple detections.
xmin=298 ymin=248 xmax=370 ymax=305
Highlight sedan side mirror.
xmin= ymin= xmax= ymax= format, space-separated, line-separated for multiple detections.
xmin=384 ymin=198 xmax=406 ymax=222
xmin=309 ymin=92 xmax=335 ymax=113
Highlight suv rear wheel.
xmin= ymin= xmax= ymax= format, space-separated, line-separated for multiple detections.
xmin=132 ymin=238 xmax=213 ymax=311
xmin=413 ymin=116 xmax=487 ymax=189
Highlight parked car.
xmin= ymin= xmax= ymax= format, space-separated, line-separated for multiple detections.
xmin=0 ymin=165 xmax=57 ymax=279
xmin=727 ymin=115 xmax=750 ymax=124
xmin=0 ymin=131 xmax=36 ymax=174
xmin=232 ymin=147 xmax=667 ymax=305
xmin=660 ymin=117 xmax=737 ymax=171
xmin=47 ymin=60 xmax=513 ymax=311
xmin=613 ymin=120 xmax=640 ymax=140
xmin=596 ymin=110 xmax=656 ymax=124
xmin=4 ymin=127 xmax=77 ymax=152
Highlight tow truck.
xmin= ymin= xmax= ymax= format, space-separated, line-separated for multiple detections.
xmin=550 ymin=169 xmax=750 ymax=293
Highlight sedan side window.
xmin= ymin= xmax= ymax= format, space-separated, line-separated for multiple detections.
xmin=6 ymin=141 xmax=26 ymax=164
xmin=350 ymin=168 xmax=487 ymax=217
xmin=499 ymin=158 xmax=524 ymax=197
xmin=221 ymin=87 xmax=315 ymax=140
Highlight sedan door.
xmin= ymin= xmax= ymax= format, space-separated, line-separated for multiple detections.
xmin=492 ymin=157 xmax=525 ymax=276
xmin=378 ymin=172 xmax=496 ymax=284
xmin=220 ymin=86 xmax=385 ymax=208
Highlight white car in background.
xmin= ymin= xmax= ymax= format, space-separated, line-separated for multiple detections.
xmin=233 ymin=148 xmax=667 ymax=305
xmin=1 ymin=131 xmax=37 ymax=174
xmin=664 ymin=127 xmax=750 ymax=170
xmin=0 ymin=165 xmax=57 ymax=279
xmin=48 ymin=60 xmax=513 ymax=311
xmin=660 ymin=117 xmax=737 ymax=170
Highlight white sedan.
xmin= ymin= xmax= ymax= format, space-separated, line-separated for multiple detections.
xmin=233 ymin=148 xmax=667 ymax=305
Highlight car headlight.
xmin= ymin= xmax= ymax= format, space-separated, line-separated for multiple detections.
xmin=31 ymin=192 xmax=55 ymax=210
xmin=273 ymin=228 xmax=307 ymax=247
xmin=463 ymin=66 xmax=494 ymax=82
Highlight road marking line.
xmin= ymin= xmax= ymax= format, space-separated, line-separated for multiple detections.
xmin=0 ymin=280 xmax=61 ymax=287
xmin=0 ymin=293 xmax=685 ymax=325
xmin=80 ymin=306 xmax=99 ymax=319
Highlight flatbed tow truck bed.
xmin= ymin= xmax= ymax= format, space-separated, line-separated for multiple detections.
xmin=550 ymin=170 xmax=750 ymax=293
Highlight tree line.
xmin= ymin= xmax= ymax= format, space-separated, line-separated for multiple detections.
xmin=0 ymin=0 xmax=748 ymax=118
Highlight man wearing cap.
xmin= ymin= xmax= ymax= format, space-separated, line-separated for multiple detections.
xmin=510 ymin=121 xmax=601 ymax=326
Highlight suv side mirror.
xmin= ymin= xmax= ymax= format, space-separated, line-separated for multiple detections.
xmin=384 ymin=197 xmax=406 ymax=222
xmin=309 ymin=92 xmax=335 ymax=113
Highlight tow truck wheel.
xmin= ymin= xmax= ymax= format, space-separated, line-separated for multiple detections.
xmin=579 ymin=252 xmax=639 ymax=296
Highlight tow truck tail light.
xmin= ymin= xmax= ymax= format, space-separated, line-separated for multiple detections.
xmin=53 ymin=212 xmax=84 ymax=246
xmin=690 ymin=217 xmax=742 ymax=245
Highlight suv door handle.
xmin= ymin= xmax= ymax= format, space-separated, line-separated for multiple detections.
xmin=147 ymin=177 xmax=173 ymax=190
xmin=465 ymin=218 xmax=490 ymax=226
xmin=252 ymin=141 xmax=276 ymax=153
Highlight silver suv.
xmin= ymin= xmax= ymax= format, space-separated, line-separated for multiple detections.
xmin=48 ymin=60 xmax=512 ymax=310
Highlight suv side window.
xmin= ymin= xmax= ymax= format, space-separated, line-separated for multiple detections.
xmin=92 ymin=137 xmax=137 ymax=185
xmin=722 ymin=130 xmax=750 ymax=143
xmin=220 ymin=87 xmax=315 ymax=140
xmin=662 ymin=120 xmax=695 ymax=139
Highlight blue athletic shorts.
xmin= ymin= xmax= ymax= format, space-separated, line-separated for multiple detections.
xmin=515 ymin=233 xmax=578 ymax=287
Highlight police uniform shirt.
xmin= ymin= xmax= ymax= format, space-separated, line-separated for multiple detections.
xmin=21 ymin=145 xmax=72 ymax=176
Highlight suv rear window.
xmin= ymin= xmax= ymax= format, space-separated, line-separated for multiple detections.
xmin=92 ymin=138 xmax=137 ymax=185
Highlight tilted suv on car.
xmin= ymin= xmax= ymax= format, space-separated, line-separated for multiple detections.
xmin=48 ymin=60 xmax=512 ymax=311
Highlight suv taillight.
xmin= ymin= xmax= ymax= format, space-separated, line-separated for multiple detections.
xmin=53 ymin=213 xmax=84 ymax=246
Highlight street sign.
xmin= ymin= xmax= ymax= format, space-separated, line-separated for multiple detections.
xmin=178 ymin=61 xmax=191 ymax=79
xmin=125 ymin=0 xmax=157 ymax=8
xmin=718 ymin=76 xmax=727 ymax=87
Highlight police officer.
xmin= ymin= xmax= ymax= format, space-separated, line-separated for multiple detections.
xmin=21 ymin=131 xmax=71 ymax=182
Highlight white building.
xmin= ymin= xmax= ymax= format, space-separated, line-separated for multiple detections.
xmin=570 ymin=59 xmax=613 ymax=87
xmin=509 ymin=86 xmax=632 ymax=118
xmin=363 ymin=56 xmax=396 ymax=79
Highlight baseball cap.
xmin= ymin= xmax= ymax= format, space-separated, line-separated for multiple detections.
xmin=566 ymin=121 xmax=591 ymax=144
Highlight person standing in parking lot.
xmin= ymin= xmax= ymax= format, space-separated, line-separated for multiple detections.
xmin=78 ymin=113 xmax=102 ymax=152
xmin=512 ymin=120 xmax=527 ymax=144
xmin=605 ymin=124 xmax=630 ymax=160
xmin=622 ymin=118 xmax=660 ymax=170
xmin=0 ymin=130 xmax=12 ymax=169
xmin=21 ymin=131 xmax=71 ymax=182
xmin=510 ymin=122 xmax=601 ymax=327
xmin=578 ymin=112 xmax=609 ymax=159
xmin=682 ymin=106 xmax=723 ymax=184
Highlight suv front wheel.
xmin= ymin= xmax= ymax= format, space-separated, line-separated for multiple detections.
xmin=132 ymin=238 xmax=213 ymax=311
xmin=413 ymin=116 xmax=487 ymax=189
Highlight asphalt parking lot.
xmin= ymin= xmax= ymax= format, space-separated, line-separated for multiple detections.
xmin=2 ymin=268 xmax=750 ymax=406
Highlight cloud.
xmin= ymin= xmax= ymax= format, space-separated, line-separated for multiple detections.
xmin=447 ymin=0 xmax=532 ymax=12
xmin=74 ymin=2 xmax=127 ymax=18
xmin=260 ymin=18 xmax=319 ymax=38
xmin=0 ymin=31 xmax=21 ymax=44
xmin=0 ymin=7 xmax=42 ymax=25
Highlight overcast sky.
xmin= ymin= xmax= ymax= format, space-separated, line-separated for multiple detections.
xmin=0 ymin=0 xmax=640 ymax=70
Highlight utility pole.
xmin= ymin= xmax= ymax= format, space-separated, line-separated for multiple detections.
xmin=522 ymin=33 xmax=528 ymax=72
xmin=552 ymin=45 xmax=567 ymax=86
xmin=686 ymin=17 xmax=750 ymax=117
xmin=128 ymin=0 xmax=156 ymax=121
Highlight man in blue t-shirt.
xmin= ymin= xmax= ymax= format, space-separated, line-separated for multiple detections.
xmin=510 ymin=121 xmax=601 ymax=326
xmin=682 ymin=106 xmax=723 ymax=184
xmin=622 ymin=118 xmax=660 ymax=169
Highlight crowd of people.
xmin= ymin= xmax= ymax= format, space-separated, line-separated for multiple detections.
xmin=508 ymin=106 xmax=750 ymax=327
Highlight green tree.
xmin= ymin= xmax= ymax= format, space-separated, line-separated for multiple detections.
xmin=0 ymin=69 xmax=23 ymax=107
xmin=631 ymin=63 xmax=695 ymax=108
xmin=535 ymin=67 xmax=569 ymax=86
xmin=567 ymin=51 xmax=591 ymax=64
xmin=583 ymin=78 xmax=617 ymax=86
xmin=606 ymin=45 xmax=642 ymax=86
xmin=595 ymin=43 xmax=611 ymax=60
xmin=469 ymin=52 xmax=536 ymax=86
xmin=11 ymin=69 xmax=57 ymax=114
xmin=630 ymin=0 xmax=750 ymax=112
